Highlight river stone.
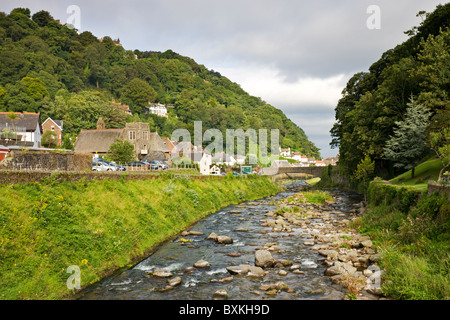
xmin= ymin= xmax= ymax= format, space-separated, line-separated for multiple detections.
xmin=194 ymin=259 xmax=210 ymax=269
xmin=151 ymin=269 xmax=173 ymax=278
xmin=226 ymin=265 xmax=250 ymax=275
xmin=278 ymin=270 xmax=288 ymax=276
xmin=247 ymin=266 xmax=265 ymax=278
xmin=318 ymin=249 xmax=339 ymax=260
xmin=255 ymin=250 xmax=275 ymax=268
xmin=361 ymin=240 xmax=373 ymax=248
xmin=324 ymin=261 xmax=356 ymax=276
xmin=213 ymin=290 xmax=228 ymax=299
xmin=217 ymin=235 xmax=233 ymax=244
xmin=167 ymin=276 xmax=182 ymax=287
xmin=206 ymin=232 xmax=218 ymax=240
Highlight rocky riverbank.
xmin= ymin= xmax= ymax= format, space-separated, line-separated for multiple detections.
xmin=80 ymin=187 xmax=391 ymax=300
xmin=171 ymin=190 xmax=388 ymax=300
xmin=260 ymin=190 xmax=387 ymax=299
xmin=199 ymin=190 xmax=389 ymax=300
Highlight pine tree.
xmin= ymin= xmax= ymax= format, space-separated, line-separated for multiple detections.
xmin=384 ymin=97 xmax=431 ymax=178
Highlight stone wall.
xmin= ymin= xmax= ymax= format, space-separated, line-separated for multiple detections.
xmin=1 ymin=150 xmax=91 ymax=171
xmin=428 ymin=181 xmax=450 ymax=201
xmin=0 ymin=170 xmax=226 ymax=185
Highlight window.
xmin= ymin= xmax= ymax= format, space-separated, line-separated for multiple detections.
xmin=129 ymin=131 xmax=136 ymax=140
xmin=143 ymin=131 xmax=149 ymax=140
xmin=51 ymin=125 xmax=55 ymax=131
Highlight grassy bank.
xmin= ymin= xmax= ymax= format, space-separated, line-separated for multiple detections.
xmin=0 ymin=174 xmax=280 ymax=300
xmin=355 ymin=181 xmax=449 ymax=300
xmin=389 ymin=158 xmax=443 ymax=192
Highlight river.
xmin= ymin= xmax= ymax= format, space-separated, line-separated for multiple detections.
xmin=80 ymin=180 xmax=364 ymax=300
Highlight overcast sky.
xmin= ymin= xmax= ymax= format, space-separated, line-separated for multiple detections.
xmin=1 ymin=0 xmax=446 ymax=158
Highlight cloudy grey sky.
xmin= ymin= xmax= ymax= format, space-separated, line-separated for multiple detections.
xmin=1 ymin=0 xmax=445 ymax=158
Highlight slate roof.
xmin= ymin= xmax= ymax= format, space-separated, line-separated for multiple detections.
xmin=0 ymin=112 xmax=40 ymax=132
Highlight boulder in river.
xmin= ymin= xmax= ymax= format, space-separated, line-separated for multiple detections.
xmin=194 ymin=259 xmax=211 ymax=269
xmin=213 ymin=289 xmax=228 ymax=299
xmin=150 ymin=269 xmax=173 ymax=278
xmin=167 ymin=276 xmax=182 ymax=287
xmin=206 ymin=232 xmax=218 ymax=241
xmin=217 ymin=235 xmax=233 ymax=244
xmin=255 ymin=249 xmax=275 ymax=268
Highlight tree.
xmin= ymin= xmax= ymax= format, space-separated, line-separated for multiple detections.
xmin=107 ymin=138 xmax=135 ymax=164
xmin=429 ymin=127 xmax=450 ymax=181
xmin=354 ymin=153 xmax=375 ymax=201
xmin=41 ymin=130 xmax=57 ymax=148
xmin=6 ymin=112 xmax=18 ymax=142
xmin=123 ymin=78 xmax=157 ymax=113
xmin=384 ymin=98 xmax=431 ymax=178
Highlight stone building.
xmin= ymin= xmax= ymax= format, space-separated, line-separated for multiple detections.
xmin=74 ymin=119 xmax=169 ymax=162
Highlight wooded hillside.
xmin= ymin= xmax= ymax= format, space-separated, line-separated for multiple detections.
xmin=0 ymin=8 xmax=320 ymax=158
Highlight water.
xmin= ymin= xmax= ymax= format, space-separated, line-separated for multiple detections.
xmin=80 ymin=181 xmax=363 ymax=300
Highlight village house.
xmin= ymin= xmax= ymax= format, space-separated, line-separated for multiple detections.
xmin=279 ymin=147 xmax=291 ymax=157
xmin=211 ymin=152 xmax=236 ymax=167
xmin=291 ymin=152 xmax=302 ymax=162
xmin=315 ymin=160 xmax=326 ymax=167
xmin=73 ymin=118 xmax=169 ymax=162
xmin=324 ymin=156 xmax=338 ymax=166
xmin=0 ymin=112 xmax=41 ymax=148
xmin=147 ymin=103 xmax=168 ymax=118
xmin=42 ymin=118 xmax=63 ymax=146
xmin=111 ymin=100 xmax=132 ymax=116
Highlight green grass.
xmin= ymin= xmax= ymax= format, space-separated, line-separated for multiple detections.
xmin=0 ymin=175 xmax=280 ymax=300
xmin=358 ymin=186 xmax=449 ymax=300
xmin=389 ymin=159 xmax=443 ymax=191
xmin=306 ymin=177 xmax=321 ymax=186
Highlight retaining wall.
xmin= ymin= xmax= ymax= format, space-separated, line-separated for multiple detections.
xmin=428 ymin=181 xmax=450 ymax=201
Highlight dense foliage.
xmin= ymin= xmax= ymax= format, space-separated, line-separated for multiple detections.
xmin=330 ymin=4 xmax=450 ymax=178
xmin=0 ymin=7 xmax=320 ymax=158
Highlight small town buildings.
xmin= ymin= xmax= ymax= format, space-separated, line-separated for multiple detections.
xmin=324 ymin=157 xmax=338 ymax=166
xmin=74 ymin=119 xmax=169 ymax=162
xmin=280 ymin=147 xmax=291 ymax=157
xmin=42 ymin=118 xmax=63 ymax=146
xmin=0 ymin=112 xmax=41 ymax=148
xmin=316 ymin=160 xmax=326 ymax=167
xmin=291 ymin=152 xmax=302 ymax=162
xmin=147 ymin=103 xmax=168 ymax=118
xmin=199 ymin=153 xmax=212 ymax=175
xmin=271 ymin=160 xmax=290 ymax=168
xmin=212 ymin=152 xmax=236 ymax=167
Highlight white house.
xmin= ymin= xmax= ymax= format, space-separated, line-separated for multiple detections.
xmin=280 ymin=147 xmax=291 ymax=157
xmin=199 ymin=153 xmax=212 ymax=175
xmin=0 ymin=112 xmax=41 ymax=148
xmin=212 ymin=152 xmax=236 ymax=167
xmin=291 ymin=152 xmax=302 ymax=162
xmin=316 ymin=160 xmax=326 ymax=167
xmin=147 ymin=103 xmax=168 ymax=118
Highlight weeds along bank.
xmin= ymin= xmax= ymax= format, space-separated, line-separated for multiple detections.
xmin=356 ymin=181 xmax=449 ymax=300
xmin=0 ymin=174 xmax=280 ymax=300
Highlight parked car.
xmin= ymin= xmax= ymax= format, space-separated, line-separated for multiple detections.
xmin=92 ymin=162 xmax=114 ymax=171
xmin=143 ymin=159 xmax=168 ymax=170
xmin=127 ymin=161 xmax=150 ymax=169
xmin=92 ymin=158 xmax=126 ymax=171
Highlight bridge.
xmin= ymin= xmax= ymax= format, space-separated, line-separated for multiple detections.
xmin=260 ymin=166 xmax=326 ymax=181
